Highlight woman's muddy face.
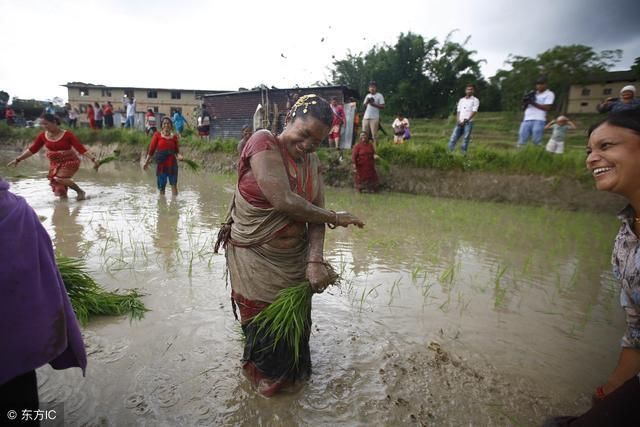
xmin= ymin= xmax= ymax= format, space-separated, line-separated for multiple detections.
xmin=41 ymin=119 xmax=58 ymax=132
xmin=586 ymin=123 xmax=640 ymax=197
xmin=161 ymin=120 xmax=172 ymax=132
xmin=284 ymin=116 xmax=329 ymax=160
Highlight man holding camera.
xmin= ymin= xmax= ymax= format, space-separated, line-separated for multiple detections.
xmin=362 ymin=81 xmax=385 ymax=152
xmin=448 ymin=84 xmax=480 ymax=153
xmin=517 ymin=76 xmax=555 ymax=147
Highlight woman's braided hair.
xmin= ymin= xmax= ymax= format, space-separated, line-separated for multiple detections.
xmin=287 ymin=94 xmax=334 ymax=127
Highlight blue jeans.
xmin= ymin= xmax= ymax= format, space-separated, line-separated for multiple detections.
xmin=518 ymin=120 xmax=545 ymax=146
xmin=125 ymin=115 xmax=135 ymax=129
xmin=448 ymin=121 xmax=474 ymax=152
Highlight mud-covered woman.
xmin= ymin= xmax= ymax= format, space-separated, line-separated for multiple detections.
xmin=215 ymin=94 xmax=364 ymax=396
xmin=7 ymin=113 xmax=98 ymax=200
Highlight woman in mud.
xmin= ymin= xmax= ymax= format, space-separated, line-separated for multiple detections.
xmin=215 ymin=94 xmax=364 ymax=397
xmin=351 ymin=132 xmax=379 ymax=192
xmin=7 ymin=113 xmax=98 ymax=200
xmin=0 ymin=176 xmax=87 ymax=417
xmin=143 ymin=117 xmax=183 ymax=196
xmin=546 ymin=109 xmax=640 ymax=426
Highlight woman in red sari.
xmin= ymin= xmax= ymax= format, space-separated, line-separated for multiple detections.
xmin=8 ymin=114 xmax=98 ymax=199
xmin=143 ymin=117 xmax=183 ymax=196
xmin=86 ymin=104 xmax=96 ymax=130
xmin=351 ymin=131 xmax=379 ymax=192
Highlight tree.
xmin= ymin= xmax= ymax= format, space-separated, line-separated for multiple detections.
xmin=0 ymin=91 xmax=9 ymax=105
xmin=492 ymin=45 xmax=622 ymax=112
xmin=632 ymin=57 xmax=640 ymax=77
xmin=330 ymin=32 xmax=486 ymax=117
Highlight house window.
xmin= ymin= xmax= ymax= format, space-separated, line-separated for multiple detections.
xmin=580 ymin=102 xmax=589 ymax=106
xmin=79 ymin=88 xmax=90 ymax=97
xmin=581 ymin=88 xmax=591 ymax=96
xmin=123 ymin=89 xmax=135 ymax=99
xmin=603 ymin=88 xmax=612 ymax=95
xmin=171 ymin=91 xmax=181 ymax=100
xmin=170 ymin=107 xmax=182 ymax=115
xmin=101 ymin=89 xmax=111 ymax=97
xmin=153 ymin=106 xmax=159 ymax=113
xmin=147 ymin=90 xmax=158 ymax=99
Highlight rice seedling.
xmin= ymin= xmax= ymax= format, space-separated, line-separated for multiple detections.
xmin=181 ymin=158 xmax=201 ymax=172
xmin=95 ymin=155 xmax=119 ymax=170
xmin=57 ymin=255 xmax=149 ymax=325
xmin=388 ymin=276 xmax=402 ymax=305
xmin=439 ymin=262 xmax=456 ymax=286
xmin=250 ymin=282 xmax=313 ymax=366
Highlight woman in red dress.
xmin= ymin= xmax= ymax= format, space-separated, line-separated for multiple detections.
xmin=351 ymin=131 xmax=379 ymax=192
xmin=86 ymin=104 xmax=96 ymax=130
xmin=143 ymin=117 xmax=183 ymax=196
xmin=7 ymin=114 xmax=98 ymax=199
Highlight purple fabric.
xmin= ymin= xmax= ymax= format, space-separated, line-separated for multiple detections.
xmin=0 ymin=178 xmax=87 ymax=386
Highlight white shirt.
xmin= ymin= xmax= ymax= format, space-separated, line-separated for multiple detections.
xmin=363 ymin=93 xmax=385 ymax=120
xmin=457 ymin=96 xmax=480 ymax=121
xmin=126 ymin=100 xmax=136 ymax=117
xmin=523 ymin=89 xmax=555 ymax=121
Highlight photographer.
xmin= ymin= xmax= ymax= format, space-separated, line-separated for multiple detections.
xmin=597 ymin=85 xmax=640 ymax=114
xmin=362 ymin=81 xmax=385 ymax=152
xmin=517 ymin=76 xmax=555 ymax=147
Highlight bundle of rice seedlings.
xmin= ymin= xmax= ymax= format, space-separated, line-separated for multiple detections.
xmin=56 ymin=256 xmax=149 ymax=325
xmin=250 ymin=266 xmax=339 ymax=366
xmin=250 ymin=283 xmax=313 ymax=366
xmin=95 ymin=155 xmax=118 ymax=170
xmin=181 ymin=158 xmax=201 ymax=172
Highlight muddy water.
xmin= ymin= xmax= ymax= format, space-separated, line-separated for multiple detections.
xmin=1 ymin=151 xmax=625 ymax=426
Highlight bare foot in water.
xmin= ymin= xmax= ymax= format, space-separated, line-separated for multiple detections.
xmin=76 ymin=190 xmax=86 ymax=201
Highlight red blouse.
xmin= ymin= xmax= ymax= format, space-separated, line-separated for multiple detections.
xmin=28 ymin=131 xmax=88 ymax=154
xmin=148 ymin=132 xmax=180 ymax=156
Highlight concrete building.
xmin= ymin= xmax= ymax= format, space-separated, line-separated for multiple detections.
xmin=63 ymin=82 xmax=227 ymax=127
xmin=567 ymin=70 xmax=638 ymax=114
xmin=202 ymin=85 xmax=359 ymax=139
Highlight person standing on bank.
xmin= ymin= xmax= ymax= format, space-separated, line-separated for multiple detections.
xmin=448 ymin=84 xmax=480 ymax=153
xmin=7 ymin=114 xmax=98 ymax=200
xmin=125 ymin=97 xmax=137 ymax=129
xmin=362 ymin=81 xmax=385 ymax=152
xmin=93 ymin=102 xmax=103 ymax=130
xmin=598 ymin=85 xmax=640 ymax=114
xmin=103 ymin=101 xmax=114 ymax=128
xmin=517 ymin=76 xmax=555 ymax=147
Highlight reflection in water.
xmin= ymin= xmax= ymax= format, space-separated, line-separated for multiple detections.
xmin=51 ymin=201 xmax=84 ymax=258
xmin=154 ymin=197 xmax=180 ymax=270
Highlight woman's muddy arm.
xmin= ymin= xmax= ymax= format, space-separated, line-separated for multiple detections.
xmin=602 ymin=347 xmax=640 ymax=395
xmin=306 ymin=179 xmax=331 ymax=292
xmin=251 ymin=150 xmax=363 ymax=227
xmin=7 ymin=149 xmax=34 ymax=167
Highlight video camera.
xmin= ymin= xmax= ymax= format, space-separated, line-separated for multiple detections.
xmin=521 ymin=91 xmax=536 ymax=110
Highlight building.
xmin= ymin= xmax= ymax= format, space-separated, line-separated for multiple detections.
xmin=567 ymin=70 xmax=638 ymax=114
xmin=63 ymin=82 xmax=227 ymax=127
xmin=202 ymin=85 xmax=359 ymax=139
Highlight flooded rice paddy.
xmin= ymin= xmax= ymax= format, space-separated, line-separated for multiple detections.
xmin=0 ymin=150 xmax=625 ymax=426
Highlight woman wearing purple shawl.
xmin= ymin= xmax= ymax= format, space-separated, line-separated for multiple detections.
xmin=0 ymin=178 xmax=87 ymax=418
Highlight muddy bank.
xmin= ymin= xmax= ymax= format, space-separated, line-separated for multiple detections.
xmin=1 ymin=138 xmax=624 ymax=213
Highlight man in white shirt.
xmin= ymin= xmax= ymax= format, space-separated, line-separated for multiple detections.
xmin=518 ymin=77 xmax=555 ymax=147
xmin=362 ymin=81 xmax=385 ymax=151
xmin=125 ymin=97 xmax=137 ymax=129
xmin=448 ymin=84 xmax=480 ymax=153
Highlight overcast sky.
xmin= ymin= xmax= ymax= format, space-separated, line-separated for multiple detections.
xmin=1 ymin=0 xmax=638 ymax=102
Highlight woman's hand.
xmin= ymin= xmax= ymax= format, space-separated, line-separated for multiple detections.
xmin=335 ymin=211 xmax=365 ymax=228
xmin=143 ymin=160 xmax=150 ymax=171
xmin=306 ymin=262 xmax=331 ymax=293
xmin=7 ymin=158 xmax=20 ymax=167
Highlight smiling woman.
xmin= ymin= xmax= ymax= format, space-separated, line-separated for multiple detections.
xmin=546 ymin=110 xmax=640 ymax=426
xmin=215 ymin=94 xmax=364 ymax=397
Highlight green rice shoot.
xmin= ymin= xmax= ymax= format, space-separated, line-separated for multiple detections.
xmin=250 ymin=282 xmax=313 ymax=366
xmin=181 ymin=158 xmax=201 ymax=172
xmin=56 ymin=255 xmax=149 ymax=325
xmin=95 ymin=155 xmax=119 ymax=169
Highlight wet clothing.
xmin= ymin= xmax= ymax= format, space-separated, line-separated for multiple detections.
xmin=0 ymin=178 xmax=87 ymax=389
xmin=148 ymin=132 xmax=180 ymax=182
xmin=29 ymin=131 xmax=87 ymax=197
xmin=352 ymin=141 xmax=378 ymax=191
xmin=221 ymin=129 xmax=322 ymax=395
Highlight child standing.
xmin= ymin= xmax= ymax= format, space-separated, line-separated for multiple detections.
xmin=544 ymin=116 xmax=576 ymax=154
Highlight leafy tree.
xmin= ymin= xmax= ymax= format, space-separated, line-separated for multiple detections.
xmin=331 ymin=32 xmax=487 ymax=117
xmin=631 ymin=57 xmax=640 ymax=77
xmin=0 ymin=91 xmax=9 ymax=105
xmin=492 ymin=45 xmax=621 ymax=112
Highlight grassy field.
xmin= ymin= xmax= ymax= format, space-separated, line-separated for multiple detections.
xmin=1 ymin=111 xmax=606 ymax=179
